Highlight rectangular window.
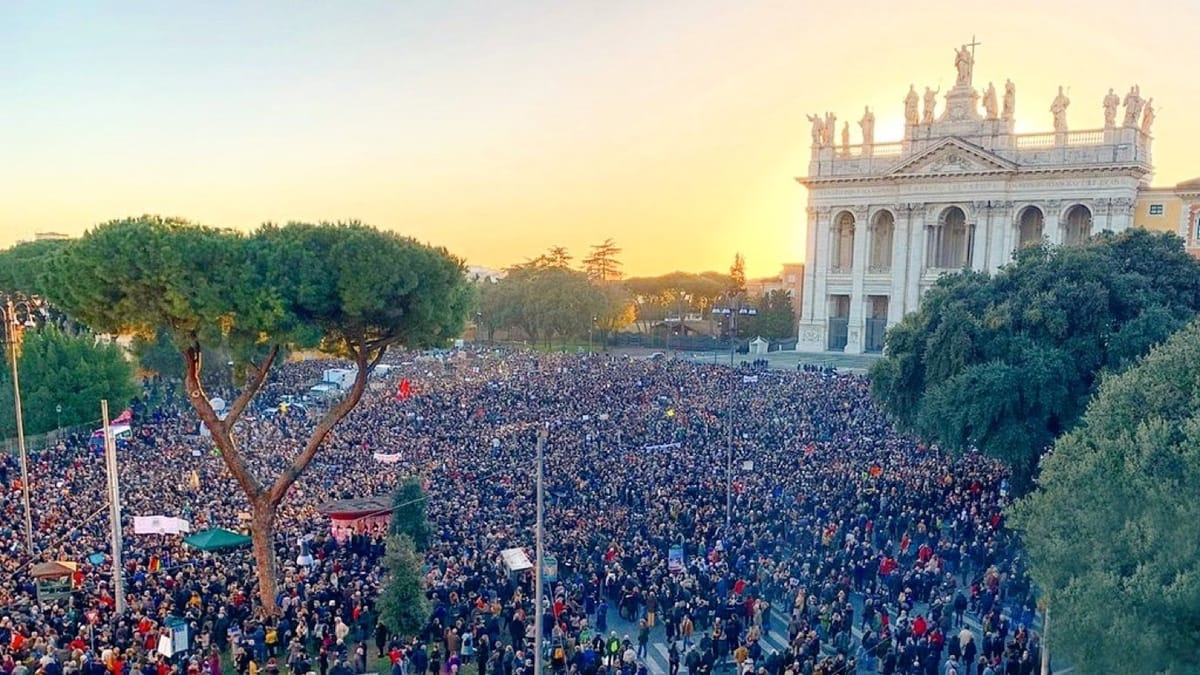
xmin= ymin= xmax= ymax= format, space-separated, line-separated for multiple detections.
xmin=1149 ymin=204 xmax=1164 ymax=216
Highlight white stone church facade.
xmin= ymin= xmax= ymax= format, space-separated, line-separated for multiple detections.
xmin=795 ymin=48 xmax=1155 ymax=354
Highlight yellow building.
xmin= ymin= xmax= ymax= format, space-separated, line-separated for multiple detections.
xmin=1135 ymin=178 xmax=1200 ymax=257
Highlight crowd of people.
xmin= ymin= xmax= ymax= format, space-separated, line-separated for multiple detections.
xmin=0 ymin=348 xmax=1041 ymax=675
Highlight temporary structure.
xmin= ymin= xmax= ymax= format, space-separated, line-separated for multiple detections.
xmin=30 ymin=560 xmax=77 ymax=579
xmin=317 ymin=496 xmax=394 ymax=542
xmin=183 ymin=528 xmax=251 ymax=552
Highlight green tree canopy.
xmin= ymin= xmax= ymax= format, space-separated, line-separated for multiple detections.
xmin=1011 ymin=317 xmax=1200 ymax=674
xmin=870 ymin=230 xmax=1200 ymax=493
xmin=39 ymin=215 xmax=470 ymax=612
xmin=389 ymin=476 xmax=432 ymax=551
xmin=378 ymin=535 xmax=430 ymax=639
xmin=0 ymin=240 xmax=70 ymax=294
xmin=481 ymin=262 xmax=610 ymax=346
xmin=0 ymin=328 xmax=137 ymax=438
xmin=745 ymin=289 xmax=796 ymax=340
xmin=622 ymin=272 xmax=732 ymax=333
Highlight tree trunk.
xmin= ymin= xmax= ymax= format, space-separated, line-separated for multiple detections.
xmin=251 ymin=501 xmax=281 ymax=615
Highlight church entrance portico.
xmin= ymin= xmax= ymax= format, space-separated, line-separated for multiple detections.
xmin=795 ymin=43 xmax=1153 ymax=354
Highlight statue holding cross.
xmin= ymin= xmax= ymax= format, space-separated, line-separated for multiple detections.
xmin=954 ymin=37 xmax=981 ymax=86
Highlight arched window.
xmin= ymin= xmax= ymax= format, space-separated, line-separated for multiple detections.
xmin=1018 ymin=206 xmax=1045 ymax=248
xmin=1063 ymin=205 xmax=1093 ymax=246
xmin=869 ymin=211 xmax=895 ymax=271
xmin=927 ymin=206 xmax=970 ymax=269
xmin=831 ymin=211 xmax=855 ymax=272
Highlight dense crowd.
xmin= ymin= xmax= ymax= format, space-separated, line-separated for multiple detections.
xmin=0 ymin=349 xmax=1040 ymax=675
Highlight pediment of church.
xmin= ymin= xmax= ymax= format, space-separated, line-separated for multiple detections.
xmin=887 ymin=138 xmax=1017 ymax=176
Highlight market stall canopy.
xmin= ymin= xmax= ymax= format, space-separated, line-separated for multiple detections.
xmin=30 ymin=561 xmax=78 ymax=579
xmin=316 ymin=496 xmax=394 ymax=519
xmin=183 ymin=528 xmax=252 ymax=552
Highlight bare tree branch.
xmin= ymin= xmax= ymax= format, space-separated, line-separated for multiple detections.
xmin=225 ymin=344 xmax=279 ymax=428
xmin=265 ymin=344 xmax=386 ymax=506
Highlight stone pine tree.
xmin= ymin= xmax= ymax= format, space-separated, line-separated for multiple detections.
xmin=41 ymin=216 xmax=471 ymax=613
xmin=1012 ymin=318 xmax=1200 ymax=674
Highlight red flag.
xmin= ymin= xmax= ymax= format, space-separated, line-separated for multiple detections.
xmin=113 ymin=408 xmax=133 ymax=425
xmin=396 ymin=379 xmax=413 ymax=401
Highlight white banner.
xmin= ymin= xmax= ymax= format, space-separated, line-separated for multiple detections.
xmin=373 ymin=453 xmax=403 ymax=463
xmin=133 ymin=516 xmax=191 ymax=535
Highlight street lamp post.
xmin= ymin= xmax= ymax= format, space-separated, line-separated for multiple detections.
xmin=711 ymin=298 xmax=758 ymax=367
xmin=3 ymin=298 xmax=35 ymax=555
xmin=711 ymin=295 xmax=756 ymax=531
xmin=55 ymin=404 xmax=62 ymax=438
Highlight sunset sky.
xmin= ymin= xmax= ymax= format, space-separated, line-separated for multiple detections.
xmin=4 ymin=1 xmax=1198 ymax=278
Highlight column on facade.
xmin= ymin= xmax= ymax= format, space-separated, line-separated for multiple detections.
xmin=888 ymin=205 xmax=911 ymax=323
xmin=905 ymin=206 xmax=927 ymax=312
xmin=801 ymin=207 xmax=819 ymax=322
xmin=1044 ymin=201 xmax=1063 ymax=245
xmin=1099 ymin=196 xmax=1113 ymax=230
xmin=845 ymin=206 xmax=870 ymax=354
xmin=990 ymin=202 xmax=1014 ymax=270
xmin=810 ymin=209 xmax=832 ymax=326
xmin=1115 ymin=198 xmax=1136 ymax=231
xmin=971 ymin=202 xmax=990 ymax=272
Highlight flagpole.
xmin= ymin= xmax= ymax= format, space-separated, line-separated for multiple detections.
xmin=102 ymin=400 xmax=126 ymax=614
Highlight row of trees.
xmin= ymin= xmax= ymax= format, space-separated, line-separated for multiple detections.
xmin=480 ymin=244 xmax=797 ymax=345
xmin=869 ymin=229 xmax=1200 ymax=671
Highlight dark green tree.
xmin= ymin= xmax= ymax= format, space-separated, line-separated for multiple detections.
xmin=378 ymin=535 xmax=431 ymax=640
xmin=0 ymin=240 xmax=70 ymax=294
xmin=1012 ymin=318 xmax=1200 ymax=674
xmin=0 ymin=328 xmax=137 ymax=438
xmin=481 ymin=263 xmax=608 ymax=347
xmin=745 ymin=290 xmax=796 ymax=340
xmin=41 ymin=216 xmax=470 ymax=613
xmin=870 ymin=230 xmax=1200 ymax=493
xmin=389 ymin=476 xmax=432 ymax=551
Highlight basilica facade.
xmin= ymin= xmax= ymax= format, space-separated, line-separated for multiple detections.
xmin=795 ymin=48 xmax=1159 ymax=354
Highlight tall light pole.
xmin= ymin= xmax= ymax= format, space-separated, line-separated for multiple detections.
xmin=4 ymin=298 xmax=34 ymax=555
xmin=534 ymin=427 xmax=547 ymax=675
xmin=712 ymin=296 xmax=757 ymax=367
xmin=712 ymin=295 xmax=756 ymax=531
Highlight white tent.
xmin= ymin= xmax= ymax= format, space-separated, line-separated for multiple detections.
xmin=749 ymin=336 xmax=769 ymax=355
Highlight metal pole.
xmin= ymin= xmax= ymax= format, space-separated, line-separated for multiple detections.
xmin=729 ymin=313 xmax=735 ymax=367
xmin=6 ymin=301 xmax=34 ymax=555
xmin=725 ymin=380 xmax=733 ymax=530
xmin=102 ymin=400 xmax=127 ymax=614
xmin=534 ymin=426 xmax=547 ymax=675
xmin=1040 ymin=602 xmax=1050 ymax=675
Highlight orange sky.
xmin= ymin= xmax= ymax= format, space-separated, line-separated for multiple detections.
xmin=3 ymin=1 xmax=1197 ymax=278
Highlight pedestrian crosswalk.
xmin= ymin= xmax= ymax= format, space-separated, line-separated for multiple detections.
xmin=640 ymin=628 xmax=794 ymax=675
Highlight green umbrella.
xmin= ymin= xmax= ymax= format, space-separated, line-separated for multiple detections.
xmin=183 ymin=528 xmax=252 ymax=552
